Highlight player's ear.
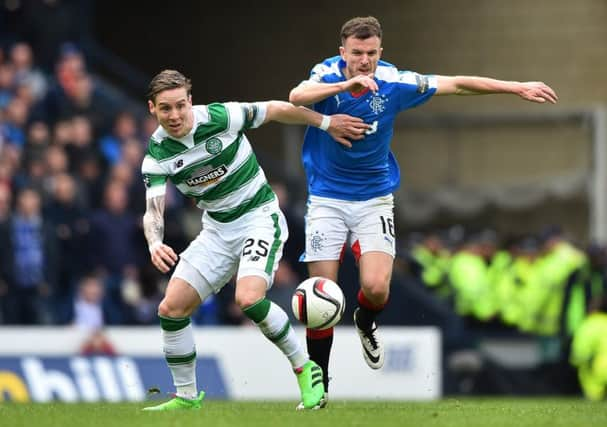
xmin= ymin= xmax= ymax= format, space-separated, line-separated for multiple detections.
xmin=187 ymin=94 xmax=192 ymax=104
xmin=379 ymin=46 xmax=383 ymax=58
xmin=148 ymin=100 xmax=155 ymax=114
xmin=339 ymin=46 xmax=345 ymax=59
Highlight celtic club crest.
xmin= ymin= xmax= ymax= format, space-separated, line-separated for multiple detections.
xmin=367 ymin=94 xmax=388 ymax=115
xmin=205 ymin=138 xmax=222 ymax=155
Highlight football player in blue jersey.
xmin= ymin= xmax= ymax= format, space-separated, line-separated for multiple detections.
xmin=289 ymin=16 xmax=557 ymax=408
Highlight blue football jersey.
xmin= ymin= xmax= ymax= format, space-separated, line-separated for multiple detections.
xmin=301 ymin=56 xmax=437 ymax=201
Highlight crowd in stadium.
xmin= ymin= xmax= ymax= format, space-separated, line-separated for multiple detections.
xmin=0 ymin=39 xmax=605 ymax=330
xmin=0 ymin=40 xmax=317 ymax=329
xmin=1 ymin=36 xmax=607 ymax=398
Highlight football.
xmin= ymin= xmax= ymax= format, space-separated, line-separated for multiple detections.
xmin=291 ymin=277 xmax=345 ymax=330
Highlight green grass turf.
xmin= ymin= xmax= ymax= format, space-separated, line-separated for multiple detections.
xmin=1 ymin=398 xmax=606 ymax=427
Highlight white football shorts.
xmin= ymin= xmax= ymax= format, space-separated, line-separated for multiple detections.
xmin=173 ymin=200 xmax=288 ymax=301
xmin=301 ymin=194 xmax=395 ymax=263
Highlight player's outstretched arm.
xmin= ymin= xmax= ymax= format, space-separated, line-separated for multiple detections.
xmin=264 ymin=101 xmax=369 ymax=148
xmin=289 ymin=74 xmax=378 ymax=106
xmin=435 ymin=75 xmax=558 ymax=104
xmin=143 ymin=194 xmax=178 ymax=273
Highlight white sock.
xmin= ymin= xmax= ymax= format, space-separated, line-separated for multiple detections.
xmin=254 ymin=301 xmax=309 ymax=369
xmin=160 ymin=316 xmax=198 ymax=399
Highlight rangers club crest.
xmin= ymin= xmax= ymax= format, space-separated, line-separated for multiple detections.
xmin=367 ymin=94 xmax=388 ymax=115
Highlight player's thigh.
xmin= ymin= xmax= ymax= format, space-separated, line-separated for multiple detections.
xmin=308 ymin=260 xmax=340 ymax=282
xmin=180 ymin=226 xmax=239 ymax=295
xmin=170 ymin=257 xmax=216 ymax=304
xmin=237 ymin=209 xmax=288 ymax=288
xmin=349 ymin=194 xmax=396 ymax=260
xmin=358 ymin=251 xmax=394 ymax=295
xmin=302 ymin=196 xmax=349 ymax=262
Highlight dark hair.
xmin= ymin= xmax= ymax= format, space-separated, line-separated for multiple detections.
xmin=340 ymin=16 xmax=382 ymax=45
xmin=147 ymin=69 xmax=192 ymax=103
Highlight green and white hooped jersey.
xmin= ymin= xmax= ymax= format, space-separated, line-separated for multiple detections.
xmin=141 ymin=102 xmax=275 ymax=222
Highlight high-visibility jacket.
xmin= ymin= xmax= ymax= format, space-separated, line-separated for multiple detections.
xmin=570 ymin=312 xmax=607 ymax=400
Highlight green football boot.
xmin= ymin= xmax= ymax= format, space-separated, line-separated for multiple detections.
xmin=295 ymin=361 xmax=325 ymax=410
xmin=142 ymin=391 xmax=205 ymax=411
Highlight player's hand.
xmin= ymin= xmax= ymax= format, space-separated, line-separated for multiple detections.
xmin=518 ymin=82 xmax=558 ymax=104
xmin=345 ymin=74 xmax=378 ymax=94
xmin=149 ymin=242 xmax=178 ymax=273
xmin=327 ymin=114 xmax=371 ymax=148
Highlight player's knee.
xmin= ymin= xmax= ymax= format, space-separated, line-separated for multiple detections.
xmin=360 ymin=276 xmax=390 ymax=303
xmin=158 ymin=298 xmax=190 ymax=319
xmin=235 ymin=290 xmax=264 ymax=311
xmin=364 ymin=287 xmax=389 ymax=305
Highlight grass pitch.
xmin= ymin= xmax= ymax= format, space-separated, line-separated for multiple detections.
xmin=1 ymin=398 xmax=606 ymax=427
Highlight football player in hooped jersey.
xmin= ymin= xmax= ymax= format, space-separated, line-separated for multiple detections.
xmin=289 ymin=16 xmax=558 ymax=407
xmin=140 ymin=69 xmax=369 ymax=411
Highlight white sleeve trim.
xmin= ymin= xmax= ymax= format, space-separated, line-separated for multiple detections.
xmin=250 ymin=102 xmax=267 ymax=128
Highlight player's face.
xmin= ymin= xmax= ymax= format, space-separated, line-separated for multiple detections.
xmin=340 ymin=36 xmax=383 ymax=79
xmin=148 ymin=87 xmax=194 ymax=138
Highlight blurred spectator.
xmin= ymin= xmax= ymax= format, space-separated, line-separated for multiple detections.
xmin=141 ymin=115 xmax=158 ymax=139
xmin=73 ymin=274 xmax=105 ymax=330
xmin=121 ymin=138 xmax=144 ymax=170
xmin=0 ymin=185 xmax=11 ymax=321
xmin=120 ymin=138 xmax=146 ymax=214
xmin=64 ymin=115 xmax=95 ymax=164
xmin=109 ymin=159 xmax=145 ymax=215
xmin=125 ymin=264 xmax=164 ymax=325
xmin=0 ymin=62 xmax=15 ymax=109
xmin=99 ymin=111 xmax=138 ymax=166
xmin=12 ymin=151 xmax=47 ymax=198
xmin=80 ymin=329 xmax=117 ymax=356
xmin=45 ymin=143 xmax=69 ymax=177
xmin=0 ymin=187 xmax=58 ymax=324
xmin=88 ymin=180 xmax=141 ymax=324
xmin=10 ymin=41 xmax=47 ymax=102
xmin=45 ymin=172 xmax=90 ymax=323
xmin=51 ymin=118 xmax=73 ymax=147
xmin=3 ymin=96 xmax=29 ymax=147
xmin=23 ymin=120 xmax=51 ymax=163
xmin=35 ymin=45 xmax=114 ymax=137
xmin=0 ymin=184 xmax=11 ymax=222
xmin=0 ymin=146 xmax=21 ymax=189
xmin=448 ymin=230 xmax=498 ymax=321
xmin=570 ymin=295 xmax=607 ymax=400
xmin=75 ymin=149 xmax=104 ymax=210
